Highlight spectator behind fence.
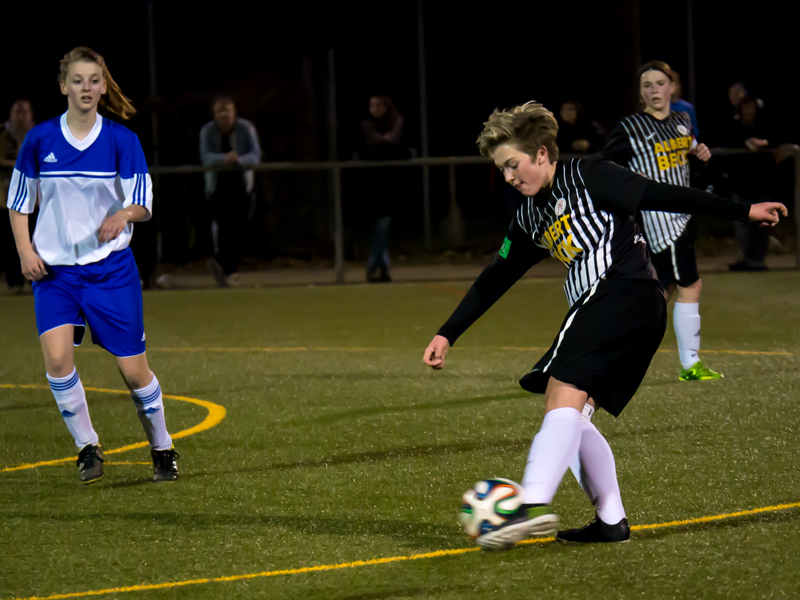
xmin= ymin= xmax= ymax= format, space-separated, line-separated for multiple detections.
xmin=556 ymin=100 xmax=602 ymax=154
xmin=724 ymin=96 xmax=777 ymax=271
xmin=359 ymin=94 xmax=408 ymax=283
xmin=670 ymin=71 xmax=700 ymax=138
xmin=0 ymin=100 xmax=36 ymax=294
xmin=199 ymin=95 xmax=261 ymax=287
xmin=728 ymin=82 xmax=764 ymax=121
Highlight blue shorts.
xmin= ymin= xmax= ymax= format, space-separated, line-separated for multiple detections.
xmin=32 ymin=247 xmax=146 ymax=358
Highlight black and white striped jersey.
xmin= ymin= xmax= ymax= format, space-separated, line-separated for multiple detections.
xmin=436 ymin=157 xmax=750 ymax=346
xmin=510 ymin=158 xmax=654 ymax=306
xmin=603 ymin=111 xmax=696 ymax=253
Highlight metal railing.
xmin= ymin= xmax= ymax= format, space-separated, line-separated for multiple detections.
xmin=149 ymin=146 xmax=800 ymax=283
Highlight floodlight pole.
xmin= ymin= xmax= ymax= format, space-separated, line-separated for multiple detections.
xmin=417 ymin=0 xmax=432 ymax=248
xmin=147 ymin=0 xmax=162 ymax=262
xmin=687 ymin=0 xmax=696 ymax=106
xmin=328 ymin=49 xmax=345 ymax=284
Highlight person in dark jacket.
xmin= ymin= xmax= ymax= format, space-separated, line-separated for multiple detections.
xmin=359 ymin=94 xmax=408 ymax=283
xmin=556 ymin=100 xmax=602 ymax=154
xmin=725 ymin=96 xmax=777 ymax=271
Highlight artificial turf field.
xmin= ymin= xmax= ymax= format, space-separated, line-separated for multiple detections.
xmin=1 ymin=271 xmax=799 ymax=600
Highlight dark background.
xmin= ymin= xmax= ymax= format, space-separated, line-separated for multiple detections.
xmin=3 ymin=1 xmax=795 ymax=263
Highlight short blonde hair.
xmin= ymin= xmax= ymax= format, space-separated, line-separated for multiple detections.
xmin=476 ymin=101 xmax=559 ymax=163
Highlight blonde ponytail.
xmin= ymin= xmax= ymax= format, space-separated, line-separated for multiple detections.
xmin=59 ymin=46 xmax=137 ymax=120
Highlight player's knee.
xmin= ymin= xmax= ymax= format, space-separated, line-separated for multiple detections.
xmin=677 ymin=278 xmax=702 ymax=302
xmin=122 ymin=368 xmax=153 ymax=391
xmin=45 ymin=356 xmax=74 ymax=378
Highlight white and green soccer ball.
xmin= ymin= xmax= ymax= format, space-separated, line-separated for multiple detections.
xmin=459 ymin=478 xmax=524 ymax=538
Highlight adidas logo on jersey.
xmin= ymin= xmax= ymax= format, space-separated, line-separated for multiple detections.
xmin=44 ymin=152 xmax=57 ymax=163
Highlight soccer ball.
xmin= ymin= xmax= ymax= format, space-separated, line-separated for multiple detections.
xmin=459 ymin=478 xmax=524 ymax=538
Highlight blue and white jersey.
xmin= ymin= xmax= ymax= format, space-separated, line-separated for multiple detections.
xmin=7 ymin=112 xmax=152 ymax=266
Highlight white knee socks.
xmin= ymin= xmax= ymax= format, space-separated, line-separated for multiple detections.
xmin=568 ymin=404 xmax=626 ymax=524
xmin=522 ymin=407 xmax=582 ymax=505
xmin=674 ymin=302 xmax=701 ymax=369
xmin=130 ymin=373 xmax=172 ymax=451
xmin=47 ymin=368 xmax=98 ymax=450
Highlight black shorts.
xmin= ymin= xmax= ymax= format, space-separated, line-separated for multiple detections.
xmin=650 ymin=227 xmax=700 ymax=289
xmin=519 ymin=278 xmax=667 ymax=417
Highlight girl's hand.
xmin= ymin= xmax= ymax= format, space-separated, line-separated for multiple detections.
xmin=423 ymin=335 xmax=451 ymax=370
xmin=98 ymin=212 xmax=130 ymax=243
xmin=20 ymin=250 xmax=48 ymax=281
xmin=749 ymin=202 xmax=788 ymax=227
xmin=690 ymin=143 xmax=711 ymax=162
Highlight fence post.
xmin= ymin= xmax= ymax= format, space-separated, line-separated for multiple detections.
xmin=333 ymin=165 xmax=344 ymax=283
xmin=795 ymin=148 xmax=800 ymax=270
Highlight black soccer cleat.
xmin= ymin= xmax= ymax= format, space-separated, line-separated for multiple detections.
xmin=151 ymin=448 xmax=180 ymax=482
xmin=556 ymin=515 xmax=630 ymax=544
xmin=77 ymin=444 xmax=104 ymax=484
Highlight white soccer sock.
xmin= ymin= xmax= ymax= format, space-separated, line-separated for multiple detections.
xmin=130 ymin=373 xmax=172 ymax=451
xmin=578 ymin=420 xmax=626 ymax=524
xmin=674 ymin=302 xmax=701 ymax=369
xmin=47 ymin=368 xmax=99 ymax=449
xmin=568 ymin=403 xmax=595 ymax=488
xmin=522 ymin=407 xmax=582 ymax=505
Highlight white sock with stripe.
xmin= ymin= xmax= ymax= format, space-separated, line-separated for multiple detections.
xmin=674 ymin=302 xmax=701 ymax=369
xmin=130 ymin=373 xmax=172 ymax=451
xmin=47 ymin=368 xmax=99 ymax=450
xmin=522 ymin=407 xmax=582 ymax=504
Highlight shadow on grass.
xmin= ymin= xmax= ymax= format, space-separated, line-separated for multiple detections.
xmin=2 ymin=509 xmax=462 ymax=547
xmin=293 ymin=390 xmax=533 ymax=426
xmin=168 ymin=423 xmax=705 ymax=479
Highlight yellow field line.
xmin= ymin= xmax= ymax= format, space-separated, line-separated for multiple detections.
xmin=7 ymin=501 xmax=800 ymax=600
xmin=0 ymin=385 xmax=225 ymax=473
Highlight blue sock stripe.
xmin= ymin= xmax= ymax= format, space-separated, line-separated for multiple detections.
xmin=49 ymin=372 xmax=80 ymax=391
xmin=136 ymin=385 xmax=162 ymax=406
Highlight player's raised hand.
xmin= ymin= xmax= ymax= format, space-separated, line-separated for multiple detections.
xmin=749 ymin=202 xmax=788 ymax=226
xmin=423 ymin=334 xmax=450 ymax=370
xmin=20 ymin=250 xmax=48 ymax=281
xmin=691 ymin=143 xmax=711 ymax=162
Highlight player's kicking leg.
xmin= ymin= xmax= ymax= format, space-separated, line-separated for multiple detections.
xmin=476 ymin=378 xmax=583 ymax=549
xmin=117 ymin=354 xmax=179 ymax=482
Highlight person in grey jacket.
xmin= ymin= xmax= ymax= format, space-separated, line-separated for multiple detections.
xmin=199 ymin=95 xmax=261 ymax=286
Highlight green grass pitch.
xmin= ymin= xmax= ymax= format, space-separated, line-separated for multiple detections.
xmin=1 ymin=271 xmax=799 ymax=599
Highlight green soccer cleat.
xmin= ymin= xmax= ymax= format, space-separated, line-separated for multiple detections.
xmin=476 ymin=504 xmax=559 ymax=550
xmin=679 ymin=361 xmax=723 ymax=381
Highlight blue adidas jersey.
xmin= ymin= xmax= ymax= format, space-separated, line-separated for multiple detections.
xmin=8 ymin=112 xmax=152 ymax=266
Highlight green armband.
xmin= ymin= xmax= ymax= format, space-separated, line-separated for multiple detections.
xmin=499 ymin=236 xmax=512 ymax=258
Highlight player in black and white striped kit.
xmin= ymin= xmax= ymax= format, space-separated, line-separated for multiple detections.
xmin=422 ymin=102 xmax=785 ymax=548
xmin=604 ymin=61 xmax=720 ymax=382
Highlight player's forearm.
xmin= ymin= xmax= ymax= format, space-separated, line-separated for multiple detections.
xmin=639 ymin=181 xmax=751 ymax=221
xmin=8 ymin=209 xmax=34 ymax=257
xmin=437 ymin=258 xmax=528 ymax=345
xmin=119 ymin=204 xmax=148 ymax=224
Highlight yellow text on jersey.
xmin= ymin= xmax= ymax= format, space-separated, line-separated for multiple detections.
xmin=541 ymin=214 xmax=583 ymax=266
xmin=654 ymin=135 xmax=693 ymax=171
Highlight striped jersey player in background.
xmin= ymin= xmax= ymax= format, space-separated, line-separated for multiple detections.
xmin=422 ymin=102 xmax=785 ymax=548
xmin=603 ymin=61 xmax=720 ymax=382
xmin=7 ymin=47 xmax=179 ymax=483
